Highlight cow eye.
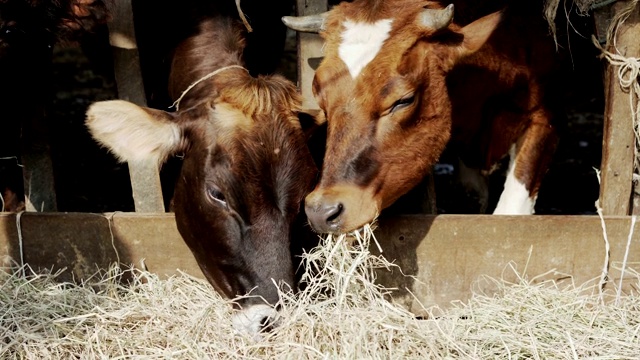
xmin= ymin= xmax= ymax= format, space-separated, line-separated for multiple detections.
xmin=206 ymin=185 xmax=227 ymax=206
xmin=390 ymin=94 xmax=415 ymax=112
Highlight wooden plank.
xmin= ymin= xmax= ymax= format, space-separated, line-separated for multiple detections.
xmin=0 ymin=212 xmax=200 ymax=281
xmin=296 ymin=0 xmax=327 ymax=109
xmin=1 ymin=212 xmax=638 ymax=312
xmin=373 ymin=215 xmax=639 ymax=315
xmin=597 ymin=1 xmax=639 ymax=216
xmin=108 ymin=0 xmax=165 ymax=213
xmin=20 ymin=123 xmax=58 ymax=212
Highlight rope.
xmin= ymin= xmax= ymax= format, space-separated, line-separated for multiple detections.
xmin=16 ymin=211 xmax=25 ymax=276
xmin=170 ymin=65 xmax=248 ymax=111
xmin=103 ymin=212 xmax=121 ymax=266
xmin=616 ymin=215 xmax=636 ymax=305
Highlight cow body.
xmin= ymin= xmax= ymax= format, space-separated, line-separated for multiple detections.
xmin=284 ymin=0 xmax=560 ymax=233
xmin=86 ymin=0 xmax=318 ymax=338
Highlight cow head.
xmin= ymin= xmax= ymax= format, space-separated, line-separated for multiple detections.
xmin=86 ymin=68 xmax=319 ymax=336
xmin=283 ymin=1 xmax=501 ymax=233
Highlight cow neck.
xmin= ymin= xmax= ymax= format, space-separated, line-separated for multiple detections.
xmin=171 ymin=65 xmax=248 ymax=110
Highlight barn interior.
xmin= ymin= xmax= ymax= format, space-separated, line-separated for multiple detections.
xmin=2 ymin=1 xmax=640 ymax=357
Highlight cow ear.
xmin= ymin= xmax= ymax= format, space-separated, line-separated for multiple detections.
xmin=86 ymin=100 xmax=184 ymax=165
xmin=455 ymin=11 xmax=501 ymax=59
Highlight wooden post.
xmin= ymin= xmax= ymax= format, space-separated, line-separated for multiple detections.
xmin=21 ymin=111 xmax=58 ymax=212
xmin=597 ymin=1 xmax=640 ymax=216
xmin=296 ymin=0 xmax=327 ymax=110
xmin=108 ymin=0 xmax=165 ymax=213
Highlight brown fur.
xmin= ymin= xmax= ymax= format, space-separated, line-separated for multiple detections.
xmin=86 ymin=1 xmax=318 ymax=315
xmin=303 ymin=0 xmax=559 ymax=233
xmin=164 ymin=14 xmax=317 ymax=308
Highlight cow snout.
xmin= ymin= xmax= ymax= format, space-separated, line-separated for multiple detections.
xmin=231 ymin=304 xmax=278 ymax=341
xmin=305 ymin=196 xmax=344 ymax=233
xmin=304 ymin=184 xmax=379 ymax=234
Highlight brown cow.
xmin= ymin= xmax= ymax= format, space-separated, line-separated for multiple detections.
xmin=86 ymin=1 xmax=318 ymax=338
xmin=283 ymin=0 xmax=560 ymax=233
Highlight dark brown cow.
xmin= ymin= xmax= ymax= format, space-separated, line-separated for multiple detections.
xmin=86 ymin=1 xmax=318 ymax=338
xmin=283 ymin=0 xmax=560 ymax=233
xmin=0 ymin=0 xmax=110 ymax=211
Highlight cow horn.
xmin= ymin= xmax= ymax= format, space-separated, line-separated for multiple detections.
xmin=282 ymin=12 xmax=328 ymax=33
xmin=420 ymin=4 xmax=454 ymax=31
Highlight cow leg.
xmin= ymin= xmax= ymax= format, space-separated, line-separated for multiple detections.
xmin=493 ymin=108 xmax=557 ymax=215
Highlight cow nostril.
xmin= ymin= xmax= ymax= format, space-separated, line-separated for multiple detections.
xmin=259 ymin=315 xmax=275 ymax=332
xmin=326 ymin=203 xmax=343 ymax=224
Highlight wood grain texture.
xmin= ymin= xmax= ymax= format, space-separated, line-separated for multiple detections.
xmin=296 ymin=0 xmax=327 ymax=109
xmin=597 ymin=1 xmax=639 ymax=216
xmin=108 ymin=0 xmax=165 ymax=213
xmin=1 ymin=213 xmax=637 ymax=311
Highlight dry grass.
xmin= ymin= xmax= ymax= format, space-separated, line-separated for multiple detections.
xmin=2 ymin=227 xmax=640 ymax=359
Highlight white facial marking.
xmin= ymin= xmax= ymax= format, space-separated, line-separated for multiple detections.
xmin=493 ymin=145 xmax=536 ymax=215
xmin=231 ymin=304 xmax=277 ymax=341
xmin=338 ymin=19 xmax=393 ymax=78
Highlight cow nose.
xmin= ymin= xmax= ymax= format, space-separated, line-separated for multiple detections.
xmin=305 ymin=199 xmax=344 ymax=233
xmin=232 ymin=304 xmax=278 ymax=341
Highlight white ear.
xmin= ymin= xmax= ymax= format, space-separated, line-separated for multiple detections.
xmin=86 ymin=100 xmax=182 ymax=164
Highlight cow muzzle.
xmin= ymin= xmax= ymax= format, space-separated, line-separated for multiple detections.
xmin=232 ymin=304 xmax=278 ymax=341
xmin=304 ymin=184 xmax=379 ymax=234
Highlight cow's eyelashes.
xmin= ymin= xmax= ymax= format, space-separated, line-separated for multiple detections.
xmin=206 ymin=185 xmax=227 ymax=207
xmin=390 ymin=94 xmax=416 ymax=113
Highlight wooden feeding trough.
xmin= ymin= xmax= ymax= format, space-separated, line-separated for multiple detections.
xmin=2 ymin=0 xmax=640 ymax=311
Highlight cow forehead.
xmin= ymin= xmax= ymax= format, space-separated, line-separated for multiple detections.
xmin=211 ymin=103 xmax=254 ymax=134
xmin=191 ymin=109 xmax=308 ymax=179
xmin=338 ymin=18 xmax=393 ymax=78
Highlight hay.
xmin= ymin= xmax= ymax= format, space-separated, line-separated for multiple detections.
xmin=2 ymin=227 xmax=640 ymax=359
xmin=543 ymin=0 xmax=598 ymax=45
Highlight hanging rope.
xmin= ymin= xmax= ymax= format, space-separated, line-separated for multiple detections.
xmin=170 ymin=65 xmax=248 ymax=111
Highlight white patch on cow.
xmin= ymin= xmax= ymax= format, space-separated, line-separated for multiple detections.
xmin=338 ymin=19 xmax=393 ymax=78
xmin=231 ymin=304 xmax=277 ymax=341
xmin=493 ymin=145 xmax=536 ymax=215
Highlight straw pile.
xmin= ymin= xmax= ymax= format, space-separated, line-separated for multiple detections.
xmin=2 ymin=227 xmax=640 ymax=359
